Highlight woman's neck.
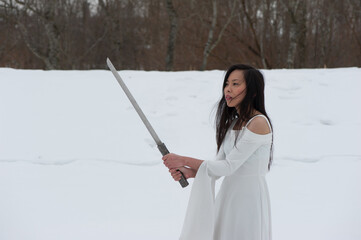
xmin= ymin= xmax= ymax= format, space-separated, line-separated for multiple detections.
xmin=236 ymin=108 xmax=258 ymax=116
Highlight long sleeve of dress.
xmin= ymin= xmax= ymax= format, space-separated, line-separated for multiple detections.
xmin=206 ymin=129 xmax=270 ymax=177
xmin=179 ymin=148 xmax=224 ymax=240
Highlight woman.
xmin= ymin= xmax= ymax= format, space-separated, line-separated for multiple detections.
xmin=163 ymin=64 xmax=274 ymax=240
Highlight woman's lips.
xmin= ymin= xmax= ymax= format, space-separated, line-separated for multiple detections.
xmin=225 ymin=95 xmax=232 ymax=101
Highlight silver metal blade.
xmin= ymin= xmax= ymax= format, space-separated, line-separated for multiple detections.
xmin=106 ymin=58 xmax=162 ymax=146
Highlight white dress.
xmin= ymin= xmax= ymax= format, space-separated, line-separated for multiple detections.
xmin=179 ymin=115 xmax=273 ymax=240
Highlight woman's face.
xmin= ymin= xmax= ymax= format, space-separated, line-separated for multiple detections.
xmin=224 ymin=70 xmax=247 ymax=110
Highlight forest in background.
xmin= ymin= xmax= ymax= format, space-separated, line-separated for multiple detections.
xmin=0 ymin=0 xmax=360 ymax=70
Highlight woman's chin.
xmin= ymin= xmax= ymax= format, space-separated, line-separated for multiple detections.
xmin=226 ymin=103 xmax=235 ymax=108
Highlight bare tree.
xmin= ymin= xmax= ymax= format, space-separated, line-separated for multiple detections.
xmin=280 ymin=0 xmax=307 ymax=68
xmin=165 ymin=0 xmax=178 ymax=71
xmin=200 ymin=0 xmax=237 ymax=70
xmin=98 ymin=0 xmax=123 ymax=67
xmin=239 ymin=0 xmax=272 ymax=68
xmin=344 ymin=0 xmax=361 ymax=55
xmin=0 ymin=0 xmax=64 ymax=69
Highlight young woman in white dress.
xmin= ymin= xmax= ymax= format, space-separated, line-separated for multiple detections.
xmin=163 ymin=64 xmax=274 ymax=240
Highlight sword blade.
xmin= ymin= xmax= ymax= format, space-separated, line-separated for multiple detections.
xmin=106 ymin=58 xmax=189 ymax=188
xmin=106 ymin=58 xmax=162 ymax=146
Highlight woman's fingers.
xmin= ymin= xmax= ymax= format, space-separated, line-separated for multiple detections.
xmin=162 ymin=153 xmax=184 ymax=170
xmin=172 ymin=174 xmax=181 ymax=181
xmin=162 ymin=153 xmax=169 ymax=161
xmin=169 ymin=169 xmax=182 ymax=181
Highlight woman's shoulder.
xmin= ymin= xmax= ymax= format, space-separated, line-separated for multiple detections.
xmin=246 ymin=115 xmax=271 ymax=135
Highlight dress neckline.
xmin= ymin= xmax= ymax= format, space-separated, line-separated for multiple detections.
xmin=231 ymin=114 xmax=265 ymax=131
xmin=231 ymin=127 xmax=272 ymax=136
xmin=230 ymin=114 xmax=272 ymax=135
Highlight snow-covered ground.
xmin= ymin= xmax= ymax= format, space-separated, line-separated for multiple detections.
xmin=0 ymin=67 xmax=360 ymax=240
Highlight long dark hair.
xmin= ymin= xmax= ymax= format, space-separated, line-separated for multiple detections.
xmin=215 ymin=64 xmax=274 ymax=170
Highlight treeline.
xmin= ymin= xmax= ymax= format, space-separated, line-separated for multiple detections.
xmin=0 ymin=0 xmax=360 ymax=70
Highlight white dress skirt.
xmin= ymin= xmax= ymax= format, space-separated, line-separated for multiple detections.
xmin=179 ymin=115 xmax=273 ymax=240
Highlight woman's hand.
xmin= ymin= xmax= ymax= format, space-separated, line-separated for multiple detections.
xmin=169 ymin=167 xmax=196 ymax=181
xmin=162 ymin=153 xmax=186 ymax=169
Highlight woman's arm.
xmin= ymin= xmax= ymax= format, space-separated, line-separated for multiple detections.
xmin=162 ymin=153 xmax=204 ymax=171
xmin=165 ymin=118 xmax=271 ymax=178
xmin=163 ymin=154 xmax=204 ymax=181
xmin=166 ymin=158 xmax=203 ymax=182
xmin=184 ymin=156 xmax=204 ymax=171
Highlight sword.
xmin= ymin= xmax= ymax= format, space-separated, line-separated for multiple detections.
xmin=106 ymin=58 xmax=189 ymax=188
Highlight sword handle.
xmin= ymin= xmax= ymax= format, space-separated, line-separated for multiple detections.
xmin=158 ymin=143 xmax=189 ymax=188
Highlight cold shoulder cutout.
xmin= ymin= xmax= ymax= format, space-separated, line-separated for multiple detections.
xmin=246 ymin=115 xmax=272 ymax=135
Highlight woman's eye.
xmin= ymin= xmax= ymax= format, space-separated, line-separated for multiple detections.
xmin=233 ymin=83 xmax=239 ymax=85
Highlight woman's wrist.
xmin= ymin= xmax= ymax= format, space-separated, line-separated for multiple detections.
xmin=183 ymin=156 xmax=189 ymax=167
xmin=183 ymin=156 xmax=204 ymax=171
